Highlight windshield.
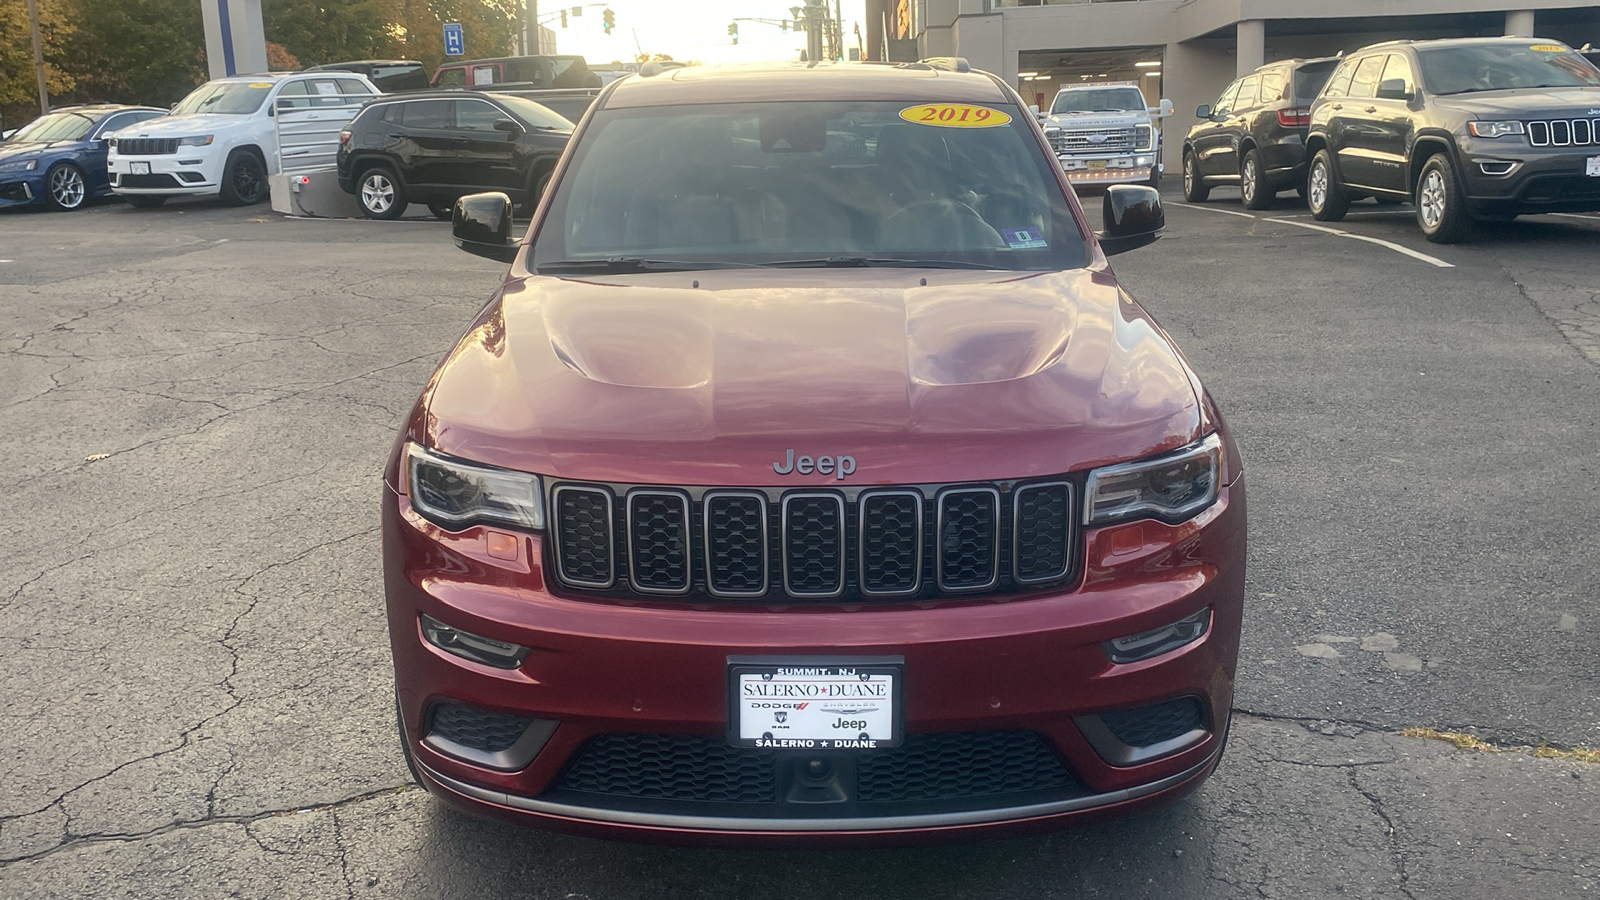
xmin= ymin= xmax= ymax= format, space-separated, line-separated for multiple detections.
xmin=1050 ymin=88 xmax=1147 ymax=115
xmin=170 ymin=81 xmax=274 ymax=116
xmin=1419 ymin=44 xmax=1600 ymax=95
xmin=490 ymin=95 xmax=575 ymax=130
xmin=9 ymin=111 xmax=98 ymax=142
xmin=531 ymin=100 xmax=1086 ymax=272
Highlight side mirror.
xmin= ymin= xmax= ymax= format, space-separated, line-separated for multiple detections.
xmin=453 ymin=192 xmax=518 ymax=263
xmin=493 ymin=117 xmax=522 ymax=133
xmin=1097 ymin=185 xmax=1164 ymax=256
xmin=1195 ymin=104 xmax=1212 ymax=119
xmin=1151 ymin=99 xmax=1174 ymax=118
xmin=1376 ymin=79 xmax=1413 ymax=101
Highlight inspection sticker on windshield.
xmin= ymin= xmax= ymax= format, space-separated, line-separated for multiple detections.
xmin=248 ymin=82 xmax=273 ymax=88
xmin=1001 ymin=227 xmax=1048 ymax=249
xmin=900 ymin=103 xmax=1012 ymax=128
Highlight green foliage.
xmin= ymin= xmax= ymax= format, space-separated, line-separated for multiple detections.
xmin=57 ymin=0 xmax=207 ymax=109
xmin=264 ymin=0 xmax=395 ymax=68
xmin=0 ymin=0 xmax=75 ymax=129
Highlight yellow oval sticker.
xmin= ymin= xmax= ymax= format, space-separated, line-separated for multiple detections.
xmin=900 ymin=103 xmax=1013 ymax=128
xmin=249 ymin=82 xmax=274 ymax=88
xmin=1529 ymin=44 xmax=1566 ymax=52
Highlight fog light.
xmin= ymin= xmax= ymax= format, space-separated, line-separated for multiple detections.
xmin=421 ymin=614 xmax=529 ymax=669
xmin=1136 ymin=155 xmax=1152 ymax=165
xmin=1474 ymin=158 xmax=1517 ymax=176
xmin=1104 ymin=608 xmax=1210 ymax=664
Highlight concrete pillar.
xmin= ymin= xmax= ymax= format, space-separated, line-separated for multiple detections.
xmin=1505 ymin=9 xmax=1535 ymax=37
xmin=1236 ymin=19 xmax=1265 ymax=77
xmin=201 ymin=0 xmax=268 ymax=79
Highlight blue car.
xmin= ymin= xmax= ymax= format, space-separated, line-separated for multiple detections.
xmin=0 ymin=105 xmax=167 ymax=211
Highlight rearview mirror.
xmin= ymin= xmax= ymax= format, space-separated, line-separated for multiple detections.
xmin=1195 ymin=104 xmax=1212 ymax=119
xmin=1375 ymin=79 xmax=1413 ymax=101
xmin=453 ymin=192 xmax=518 ymax=263
xmin=1097 ymin=185 xmax=1164 ymax=256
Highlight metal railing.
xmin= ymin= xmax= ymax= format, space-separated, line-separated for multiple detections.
xmin=272 ymin=90 xmax=373 ymax=175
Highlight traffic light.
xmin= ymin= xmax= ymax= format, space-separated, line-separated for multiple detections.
xmin=602 ymin=8 xmax=614 ymax=34
xmin=780 ymin=21 xmax=787 ymax=33
xmin=560 ymin=10 xmax=567 ymax=27
xmin=728 ymin=22 xmax=739 ymax=45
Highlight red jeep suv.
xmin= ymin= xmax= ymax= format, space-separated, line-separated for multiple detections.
xmin=382 ymin=59 xmax=1246 ymax=846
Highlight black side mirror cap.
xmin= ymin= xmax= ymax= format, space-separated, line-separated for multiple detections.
xmin=1097 ymin=185 xmax=1164 ymax=256
xmin=1195 ymin=104 xmax=1212 ymax=119
xmin=1375 ymin=79 xmax=1414 ymax=101
xmin=493 ymin=117 xmax=522 ymax=133
xmin=453 ymin=192 xmax=518 ymax=263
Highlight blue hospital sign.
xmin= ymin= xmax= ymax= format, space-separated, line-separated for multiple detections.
xmin=444 ymin=23 xmax=464 ymax=56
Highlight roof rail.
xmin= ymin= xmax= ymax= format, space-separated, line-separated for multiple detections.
xmin=917 ymin=57 xmax=971 ymax=73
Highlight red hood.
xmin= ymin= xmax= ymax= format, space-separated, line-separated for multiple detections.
xmin=421 ymin=267 xmax=1204 ymax=486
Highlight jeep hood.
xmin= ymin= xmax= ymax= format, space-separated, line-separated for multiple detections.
xmin=117 ymin=114 xmax=244 ymax=137
xmin=1434 ymin=86 xmax=1600 ymax=118
xmin=422 ymin=269 xmax=1205 ymax=486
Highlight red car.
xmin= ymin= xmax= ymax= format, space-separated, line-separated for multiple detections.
xmin=383 ymin=59 xmax=1246 ymax=846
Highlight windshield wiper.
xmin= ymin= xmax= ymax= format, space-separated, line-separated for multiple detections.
xmin=763 ymin=257 xmax=1001 ymax=270
xmin=536 ymin=257 xmax=757 ymax=274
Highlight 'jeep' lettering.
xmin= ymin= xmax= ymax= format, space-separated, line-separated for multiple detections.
xmin=772 ymin=449 xmax=858 ymax=480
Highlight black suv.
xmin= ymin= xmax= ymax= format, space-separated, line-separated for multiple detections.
xmin=336 ymin=91 xmax=573 ymax=220
xmin=308 ymin=60 xmax=429 ymax=93
xmin=1183 ymin=57 xmax=1339 ymax=209
xmin=1306 ymin=37 xmax=1600 ymax=242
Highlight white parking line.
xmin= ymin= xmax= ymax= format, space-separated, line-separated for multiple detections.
xmin=1169 ymin=203 xmax=1455 ymax=268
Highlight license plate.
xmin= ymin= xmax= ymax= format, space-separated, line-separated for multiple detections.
xmin=130 ymin=162 xmax=151 ymax=175
xmin=1588 ymin=155 xmax=1600 ymax=177
xmin=728 ymin=657 xmax=903 ymax=749
xmin=1087 ymin=160 xmax=1107 ymax=170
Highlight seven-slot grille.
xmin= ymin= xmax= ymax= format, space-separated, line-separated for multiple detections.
xmin=116 ymin=138 xmax=179 ymax=156
xmin=1051 ymin=126 xmax=1142 ymax=154
xmin=1526 ymin=118 xmax=1599 ymax=147
xmin=546 ymin=480 xmax=1077 ymax=601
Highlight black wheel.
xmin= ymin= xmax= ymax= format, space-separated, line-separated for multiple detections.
xmin=357 ymin=166 xmax=406 ymax=220
xmin=1182 ymin=152 xmax=1209 ymax=202
xmin=1145 ymin=165 xmax=1161 ymax=189
xmin=218 ymin=149 xmax=267 ymax=206
xmin=124 ymin=194 xmax=167 ymax=208
xmin=1415 ymin=154 xmax=1472 ymax=244
xmin=427 ymin=202 xmax=453 ymax=221
xmin=45 ymin=163 xmax=89 ymax=211
xmin=1307 ymin=149 xmax=1349 ymax=222
xmin=1239 ymin=148 xmax=1273 ymax=210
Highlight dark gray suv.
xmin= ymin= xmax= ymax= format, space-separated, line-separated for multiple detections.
xmin=1305 ymin=37 xmax=1600 ymax=242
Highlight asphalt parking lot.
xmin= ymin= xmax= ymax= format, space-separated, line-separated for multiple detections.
xmin=2 ymin=191 xmax=1597 ymax=898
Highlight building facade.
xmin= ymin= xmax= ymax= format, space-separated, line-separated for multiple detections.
xmin=913 ymin=0 xmax=1600 ymax=173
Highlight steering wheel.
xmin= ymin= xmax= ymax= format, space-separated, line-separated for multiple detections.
xmin=877 ymin=198 xmax=1007 ymax=251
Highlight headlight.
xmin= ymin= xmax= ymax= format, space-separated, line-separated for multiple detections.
xmin=178 ymin=135 xmax=215 ymax=147
xmin=1468 ymin=121 xmax=1525 ymax=139
xmin=405 ymin=443 xmax=544 ymax=530
xmin=1135 ymin=124 xmax=1155 ymax=151
xmin=0 ymin=159 xmax=39 ymax=173
xmin=1085 ymin=434 xmax=1222 ymax=525
xmin=107 ymin=137 xmax=118 ymax=150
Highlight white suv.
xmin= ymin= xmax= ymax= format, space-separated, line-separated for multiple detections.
xmin=108 ymin=71 xmax=377 ymax=207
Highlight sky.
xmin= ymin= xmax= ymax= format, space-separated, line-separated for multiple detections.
xmin=532 ymin=1 xmax=870 ymax=66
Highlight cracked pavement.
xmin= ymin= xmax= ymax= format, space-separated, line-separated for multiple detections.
xmin=1 ymin=194 xmax=1597 ymax=897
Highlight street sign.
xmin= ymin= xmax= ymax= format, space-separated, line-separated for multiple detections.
xmin=443 ymin=22 xmax=464 ymax=56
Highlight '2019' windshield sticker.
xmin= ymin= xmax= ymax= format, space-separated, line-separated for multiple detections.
xmin=1529 ymin=44 xmax=1566 ymax=52
xmin=899 ymin=103 xmax=1013 ymax=128
xmin=1000 ymin=227 xmax=1047 ymax=249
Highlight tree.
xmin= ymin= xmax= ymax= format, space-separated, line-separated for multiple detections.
xmin=381 ymin=0 xmax=517 ymax=72
xmin=262 ymin=0 xmax=393 ymax=68
xmin=0 ymin=0 xmax=74 ymax=127
xmin=56 ymin=0 xmax=206 ymax=109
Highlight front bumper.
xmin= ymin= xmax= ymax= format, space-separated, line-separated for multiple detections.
xmin=107 ymin=151 xmax=222 ymax=196
xmin=0 ymin=174 xmax=42 ymax=209
xmin=1058 ymin=152 xmax=1159 ymax=186
xmin=1459 ymin=142 xmax=1600 ymax=214
xmin=383 ymin=470 xmax=1246 ymax=846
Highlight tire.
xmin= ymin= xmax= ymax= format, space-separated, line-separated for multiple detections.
xmin=218 ymin=149 xmax=267 ymax=206
xmin=357 ymin=166 xmax=406 ymax=220
xmin=1415 ymin=154 xmax=1472 ymax=244
xmin=1182 ymin=152 xmax=1209 ymax=202
xmin=124 ymin=194 xmax=167 ymax=208
xmin=45 ymin=163 xmax=88 ymax=211
xmin=1307 ymin=149 xmax=1349 ymax=222
xmin=427 ymin=202 xmax=453 ymax=221
xmin=1239 ymin=149 xmax=1273 ymax=210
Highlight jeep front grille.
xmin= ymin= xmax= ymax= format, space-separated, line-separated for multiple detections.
xmin=544 ymin=479 xmax=1079 ymax=601
xmin=116 ymin=138 xmax=179 ymax=156
xmin=1526 ymin=118 xmax=1599 ymax=148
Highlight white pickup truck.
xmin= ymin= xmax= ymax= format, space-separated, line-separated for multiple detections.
xmin=1043 ymin=83 xmax=1173 ymax=188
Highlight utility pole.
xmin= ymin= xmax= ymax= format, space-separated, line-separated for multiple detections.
xmin=525 ymin=0 xmax=539 ymax=54
xmin=27 ymin=0 xmax=49 ymax=115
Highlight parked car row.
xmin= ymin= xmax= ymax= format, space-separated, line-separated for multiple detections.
xmin=1182 ymin=36 xmax=1600 ymax=242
